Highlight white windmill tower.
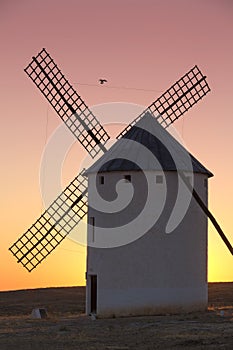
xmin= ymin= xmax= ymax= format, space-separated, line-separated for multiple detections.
xmin=9 ymin=49 xmax=233 ymax=317
xmin=85 ymin=112 xmax=212 ymax=316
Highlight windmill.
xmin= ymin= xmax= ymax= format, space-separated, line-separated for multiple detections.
xmin=9 ymin=48 xmax=232 ymax=291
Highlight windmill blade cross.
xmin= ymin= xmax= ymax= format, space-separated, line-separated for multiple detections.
xmin=10 ymin=53 xmax=231 ymax=274
xmin=117 ymin=65 xmax=210 ymax=138
xmin=9 ymin=170 xmax=88 ymax=272
xmin=24 ymin=48 xmax=109 ymax=158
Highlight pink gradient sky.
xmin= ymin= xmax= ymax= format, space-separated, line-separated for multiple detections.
xmin=1 ymin=0 xmax=233 ymax=291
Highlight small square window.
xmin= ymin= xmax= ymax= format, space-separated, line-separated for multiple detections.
xmin=99 ymin=176 xmax=104 ymax=185
xmin=124 ymin=175 xmax=131 ymax=183
xmin=156 ymin=175 xmax=163 ymax=184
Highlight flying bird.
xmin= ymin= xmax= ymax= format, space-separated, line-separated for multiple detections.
xmin=99 ymin=79 xmax=107 ymax=85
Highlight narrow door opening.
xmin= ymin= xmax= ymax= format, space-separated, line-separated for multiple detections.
xmin=90 ymin=275 xmax=97 ymax=314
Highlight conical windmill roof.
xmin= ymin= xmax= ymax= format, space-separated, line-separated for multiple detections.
xmin=85 ymin=112 xmax=213 ymax=177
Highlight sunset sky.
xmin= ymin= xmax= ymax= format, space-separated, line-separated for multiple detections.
xmin=1 ymin=0 xmax=233 ymax=291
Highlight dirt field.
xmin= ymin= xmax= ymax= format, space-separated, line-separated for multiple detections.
xmin=0 ymin=283 xmax=232 ymax=349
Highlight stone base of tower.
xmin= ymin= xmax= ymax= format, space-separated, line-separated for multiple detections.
xmin=89 ymin=284 xmax=208 ymax=318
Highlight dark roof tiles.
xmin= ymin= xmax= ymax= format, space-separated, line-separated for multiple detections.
xmin=86 ymin=113 xmax=213 ymax=177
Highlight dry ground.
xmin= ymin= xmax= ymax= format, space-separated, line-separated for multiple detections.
xmin=0 ymin=283 xmax=232 ymax=349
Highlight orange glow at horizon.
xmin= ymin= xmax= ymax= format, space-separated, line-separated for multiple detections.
xmin=1 ymin=0 xmax=233 ymax=291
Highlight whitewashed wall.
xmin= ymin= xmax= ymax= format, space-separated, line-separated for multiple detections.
xmin=86 ymin=170 xmax=208 ymax=317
